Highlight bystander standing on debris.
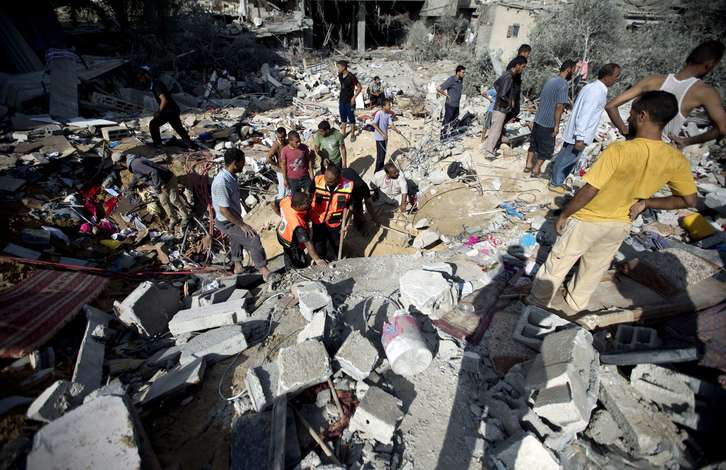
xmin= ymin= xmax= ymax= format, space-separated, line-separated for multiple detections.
xmin=503 ymin=44 xmax=532 ymax=124
xmin=371 ymin=100 xmax=403 ymax=173
xmin=211 ymin=148 xmax=274 ymax=280
xmin=524 ymin=60 xmax=576 ymax=177
xmin=368 ymin=76 xmax=385 ymax=107
xmin=483 ymin=57 xmax=528 ymax=159
xmin=113 ymin=153 xmax=189 ymax=233
xmin=437 ymin=65 xmax=466 ymax=139
xmin=606 ymin=40 xmax=726 ymax=146
xmin=136 ymin=67 xmax=197 ymax=149
xmin=548 ymin=63 xmax=622 ymax=193
xmin=313 ymin=120 xmax=347 ymax=171
xmin=276 ymin=192 xmax=328 ymax=269
xmin=267 ymin=127 xmax=288 ymax=201
xmin=280 ymin=131 xmax=313 ymax=195
xmin=310 ymin=164 xmax=355 ymax=261
xmin=337 ymin=60 xmax=362 ymax=142
xmin=529 ymin=91 xmax=698 ymax=314
xmin=370 ymin=162 xmax=412 ymax=215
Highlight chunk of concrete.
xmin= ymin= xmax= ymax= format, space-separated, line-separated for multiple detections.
xmin=492 ymin=433 xmax=559 ymax=470
xmin=335 ymin=330 xmax=379 ymax=381
xmin=245 ymin=362 xmax=279 ymax=412
xmin=135 ymin=357 xmax=205 ymax=405
xmin=512 ymin=305 xmax=573 ymax=351
xmin=585 ymin=409 xmax=622 ymax=446
xmin=349 ymin=386 xmax=403 ymax=444
xmin=72 ymin=306 xmax=113 ymax=399
xmin=179 ymin=325 xmax=248 ymax=366
xmin=412 ymin=230 xmax=440 ymax=249
xmin=297 ymin=310 xmax=327 ymax=343
xmin=27 ymin=395 xmax=151 ymax=470
xmin=145 ymin=345 xmax=182 ymax=368
xmin=168 ymin=298 xmax=247 ymax=336
xmin=292 ymin=281 xmax=333 ymax=321
xmin=277 ymin=340 xmax=332 ymax=396
xmin=26 ymin=380 xmax=73 ymax=423
xmin=399 ymin=269 xmax=458 ymax=319
xmin=614 ymin=325 xmax=661 ymax=351
xmin=82 ymin=379 xmax=126 ymax=404
xmin=600 ymin=347 xmax=698 ymax=366
xmin=113 ymin=281 xmax=179 ymax=336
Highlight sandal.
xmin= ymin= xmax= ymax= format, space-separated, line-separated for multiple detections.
xmin=523 ymin=166 xmax=532 ymax=173
xmin=531 ymin=171 xmax=541 ymax=178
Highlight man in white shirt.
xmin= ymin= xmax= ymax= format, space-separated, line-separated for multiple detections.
xmin=370 ymin=163 xmax=409 ymax=213
xmin=548 ymin=63 xmax=621 ymax=194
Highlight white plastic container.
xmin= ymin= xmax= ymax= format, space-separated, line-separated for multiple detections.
xmin=381 ymin=310 xmax=433 ymax=376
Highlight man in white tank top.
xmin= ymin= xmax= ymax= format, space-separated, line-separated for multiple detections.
xmin=605 ymin=40 xmax=726 ymax=147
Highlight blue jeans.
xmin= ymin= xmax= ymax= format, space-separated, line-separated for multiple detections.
xmin=549 ymin=143 xmax=583 ymax=186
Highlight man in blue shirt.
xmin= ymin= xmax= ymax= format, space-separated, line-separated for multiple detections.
xmin=371 ymin=100 xmax=403 ymax=173
xmin=437 ymin=65 xmax=466 ymax=139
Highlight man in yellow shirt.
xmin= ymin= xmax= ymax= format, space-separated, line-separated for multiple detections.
xmin=529 ymin=90 xmax=698 ymax=313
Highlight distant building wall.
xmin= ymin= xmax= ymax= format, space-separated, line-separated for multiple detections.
xmin=476 ymin=4 xmax=537 ymax=62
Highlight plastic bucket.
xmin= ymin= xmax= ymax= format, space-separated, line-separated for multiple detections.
xmin=381 ymin=310 xmax=433 ymax=376
xmin=680 ymin=213 xmax=716 ymax=241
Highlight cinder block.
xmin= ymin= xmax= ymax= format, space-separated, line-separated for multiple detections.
xmin=297 ymin=310 xmax=327 ymax=343
xmin=135 ymin=358 xmax=205 ymax=405
xmin=513 ymin=305 xmax=573 ymax=350
xmin=145 ymin=345 xmax=182 ymax=368
xmin=614 ymin=325 xmax=661 ymax=351
xmin=26 ymin=380 xmax=73 ymax=423
xmin=179 ymin=325 xmax=248 ymax=366
xmin=292 ymin=281 xmax=333 ymax=321
xmin=492 ymin=433 xmax=559 ymax=470
xmin=101 ymin=125 xmax=131 ymax=141
xmin=168 ymin=298 xmax=246 ymax=336
xmin=72 ymin=306 xmax=113 ymax=399
xmin=349 ymin=386 xmax=403 ymax=444
xmin=335 ymin=330 xmax=379 ymax=381
xmin=276 ymin=340 xmax=331 ymax=396
xmin=245 ymin=362 xmax=279 ymax=412
xmin=113 ymin=281 xmax=180 ymax=336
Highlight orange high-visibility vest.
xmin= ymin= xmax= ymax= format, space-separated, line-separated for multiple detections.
xmin=276 ymin=197 xmax=309 ymax=248
xmin=310 ymin=175 xmax=354 ymax=228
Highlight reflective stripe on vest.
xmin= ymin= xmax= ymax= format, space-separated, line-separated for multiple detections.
xmin=276 ymin=197 xmax=309 ymax=248
xmin=310 ymin=175 xmax=353 ymax=228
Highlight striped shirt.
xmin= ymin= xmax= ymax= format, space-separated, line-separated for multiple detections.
xmin=211 ymin=169 xmax=243 ymax=222
xmin=534 ymin=76 xmax=569 ymax=128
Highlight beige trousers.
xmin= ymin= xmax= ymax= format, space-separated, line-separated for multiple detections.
xmin=483 ymin=110 xmax=507 ymax=154
xmin=530 ymin=218 xmax=630 ymax=312
xmin=158 ymin=175 xmax=190 ymax=225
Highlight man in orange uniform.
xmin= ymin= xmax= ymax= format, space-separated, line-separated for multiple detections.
xmin=276 ymin=192 xmax=328 ymax=270
xmin=310 ymin=165 xmax=354 ymax=261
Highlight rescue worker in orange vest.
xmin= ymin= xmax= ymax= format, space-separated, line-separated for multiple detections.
xmin=276 ymin=192 xmax=328 ymax=270
xmin=310 ymin=164 xmax=354 ymax=261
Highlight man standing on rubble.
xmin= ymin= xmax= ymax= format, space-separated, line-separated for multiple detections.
xmin=482 ymin=57 xmax=528 ymax=159
xmin=313 ymin=120 xmax=347 ymax=171
xmin=437 ymin=65 xmax=466 ymax=139
xmin=211 ymin=148 xmax=274 ymax=280
xmin=371 ymin=100 xmax=403 ymax=173
xmin=280 ymin=131 xmax=313 ymax=195
xmin=113 ymin=153 xmax=189 ymax=233
xmin=529 ymin=91 xmax=697 ymax=314
xmin=337 ymin=60 xmax=363 ymax=142
xmin=310 ymin=164 xmax=355 ymax=261
xmin=605 ymin=40 xmax=726 ymax=146
xmin=276 ymin=192 xmax=328 ymax=270
xmin=548 ymin=63 xmax=621 ymax=193
xmin=136 ymin=67 xmax=197 ymax=149
xmin=267 ymin=127 xmax=288 ymax=201
xmin=524 ymin=60 xmax=576 ymax=177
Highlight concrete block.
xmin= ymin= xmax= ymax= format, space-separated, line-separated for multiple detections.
xmin=292 ymin=281 xmax=333 ymax=321
xmin=27 ymin=395 xmax=150 ymax=470
xmin=227 ymin=288 xmax=251 ymax=302
xmin=297 ymin=310 xmax=327 ymax=343
xmin=614 ymin=325 xmax=661 ymax=351
xmin=135 ymin=357 xmax=205 ymax=405
xmin=277 ymin=340 xmax=332 ymax=396
xmin=412 ymin=230 xmax=440 ymax=249
xmin=245 ymin=362 xmax=279 ymax=412
xmin=179 ymin=325 xmax=248 ymax=366
xmin=113 ymin=281 xmax=180 ymax=336
xmin=168 ymin=298 xmax=247 ymax=336
xmin=492 ymin=433 xmax=559 ymax=470
xmin=72 ymin=306 xmax=113 ymax=399
xmin=349 ymin=386 xmax=403 ymax=444
xmin=145 ymin=345 xmax=182 ymax=368
xmin=101 ymin=125 xmax=131 ymax=141
xmin=335 ymin=330 xmax=379 ymax=381
xmin=193 ymin=284 xmax=243 ymax=307
xmin=519 ymin=409 xmax=553 ymax=441
xmin=399 ymin=269 xmax=458 ymax=319
xmin=479 ymin=418 xmax=505 ymax=442
xmin=512 ymin=305 xmax=573 ymax=351
xmin=82 ymin=379 xmax=126 ymax=404
xmin=26 ymin=380 xmax=73 ymax=423
xmin=600 ymin=347 xmax=698 ymax=366
xmin=585 ymin=409 xmax=622 ymax=446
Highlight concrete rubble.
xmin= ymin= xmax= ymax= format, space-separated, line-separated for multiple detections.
xmin=113 ymin=281 xmax=180 ymax=336
xmin=292 ymin=281 xmax=333 ymax=321
xmin=168 ymin=298 xmax=248 ymax=336
xmin=399 ymin=268 xmax=459 ymax=319
xmin=335 ymin=330 xmax=379 ymax=381
xmin=178 ymin=325 xmax=248 ymax=365
xmin=348 ymin=385 xmax=404 ymax=444
xmin=276 ymin=340 xmax=332 ymax=396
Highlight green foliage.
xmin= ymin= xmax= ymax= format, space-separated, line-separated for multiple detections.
xmin=449 ymin=49 xmax=496 ymax=97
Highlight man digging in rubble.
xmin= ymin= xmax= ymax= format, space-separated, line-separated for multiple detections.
xmin=437 ymin=65 xmax=465 ymax=140
xmin=275 ymin=192 xmax=328 ymax=270
xmin=313 ymin=120 xmax=347 ymax=172
xmin=371 ymin=99 xmax=404 ymax=173
xmin=113 ymin=153 xmax=189 ymax=234
xmin=266 ymin=127 xmax=288 ymax=201
xmin=370 ymin=162 xmax=412 ymax=216
xmin=310 ymin=164 xmax=355 ymax=261
xmin=337 ymin=60 xmax=363 ymax=142
xmin=280 ymin=131 xmax=314 ymax=195
xmin=548 ymin=63 xmax=622 ymax=193
xmin=482 ymin=57 xmax=528 ymax=159
xmin=524 ymin=60 xmax=576 ymax=177
xmin=605 ymin=40 xmax=726 ymax=146
xmin=211 ymin=148 xmax=274 ymax=280
xmin=528 ymin=91 xmax=698 ymax=315
xmin=136 ymin=67 xmax=197 ymax=150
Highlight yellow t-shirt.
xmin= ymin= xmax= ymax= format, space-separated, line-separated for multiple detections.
xmin=574 ymin=138 xmax=697 ymax=222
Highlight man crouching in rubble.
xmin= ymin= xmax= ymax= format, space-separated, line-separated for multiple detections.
xmin=212 ymin=148 xmax=275 ymax=280
xmin=275 ymin=192 xmax=328 ymax=270
xmin=113 ymin=153 xmax=189 ymax=233
xmin=528 ymin=91 xmax=698 ymax=315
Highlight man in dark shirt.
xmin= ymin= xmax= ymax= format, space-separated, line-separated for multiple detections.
xmin=437 ymin=65 xmax=466 ymax=139
xmin=341 ymin=167 xmax=375 ymax=229
xmin=483 ymin=57 xmax=527 ymax=159
xmin=136 ymin=67 xmax=196 ymax=149
xmin=337 ymin=60 xmax=363 ymax=142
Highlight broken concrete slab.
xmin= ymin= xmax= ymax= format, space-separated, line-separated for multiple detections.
xmin=492 ymin=433 xmax=559 ymax=470
xmin=399 ymin=269 xmax=458 ymax=319
xmin=412 ymin=230 xmax=440 ymax=249
xmin=512 ymin=305 xmax=573 ymax=351
xmin=168 ymin=298 xmax=247 ymax=336
xmin=292 ymin=281 xmax=333 ymax=321
xmin=26 ymin=380 xmax=73 ymax=423
xmin=71 ymin=306 xmax=113 ymax=400
xmin=349 ymin=386 xmax=403 ymax=444
xmin=135 ymin=357 xmax=205 ymax=405
xmin=245 ymin=362 xmax=279 ymax=412
xmin=26 ymin=395 xmax=152 ymax=470
xmin=600 ymin=347 xmax=698 ymax=366
xmin=178 ymin=325 xmax=248 ymax=366
xmin=145 ymin=345 xmax=182 ymax=368
xmin=82 ymin=379 xmax=126 ymax=404
xmin=335 ymin=330 xmax=379 ymax=381
xmin=113 ymin=281 xmax=180 ymax=336
xmin=585 ymin=409 xmax=622 ymax=446
xmin=277 ymin=340 xmax=331 ymax=396
xmin=297 ymin=310 xmax=327 ymax=343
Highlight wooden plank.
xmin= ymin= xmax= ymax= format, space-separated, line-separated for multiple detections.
xmin=269 ymin=396 xmax=287 ymax=470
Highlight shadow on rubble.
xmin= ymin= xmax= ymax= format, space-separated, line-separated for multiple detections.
xmin=349 ymin=155 xmax=374 ymax=178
